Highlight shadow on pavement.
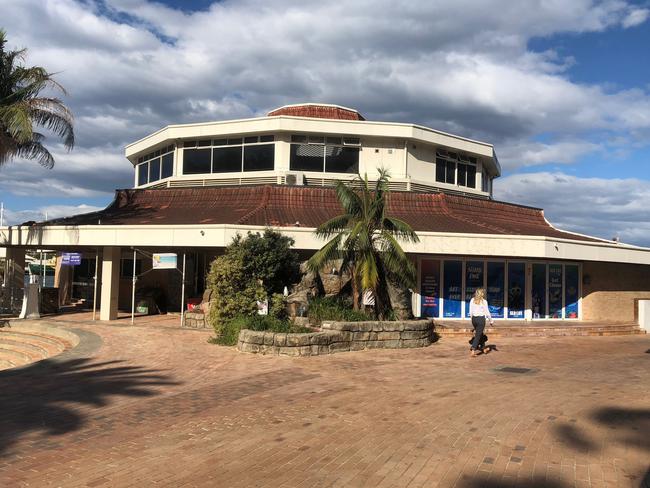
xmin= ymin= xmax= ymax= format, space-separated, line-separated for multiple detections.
xmin=459 ymin=475 xmax=568 ymax=487
xmin=0 ymin=357 xmax=178 ymax=456
xmin=553 ymin=406 xmax=650 ymax=487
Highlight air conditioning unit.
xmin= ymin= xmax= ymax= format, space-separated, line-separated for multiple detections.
xmin=285 ymin=172 xmax=305 ymax=186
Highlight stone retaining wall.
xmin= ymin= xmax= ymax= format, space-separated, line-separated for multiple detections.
xmin=183 ymin=311 xmax=208 ymax=329
xmin=237 ymin=319 xmax=435 ymax=356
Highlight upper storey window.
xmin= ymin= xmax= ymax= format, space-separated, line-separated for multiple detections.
xmin=435 ymin=149 xmax=477 ymax=189
xmin=182 ymin=135 xmax=275 ymax=175
xmin=136 ymin=145 xmax=175 ymax=186
xmin=290 ymin=135 xmax=360 ymax=173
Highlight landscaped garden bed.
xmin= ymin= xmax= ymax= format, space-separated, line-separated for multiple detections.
xmin=236 ymin=319 xmax=435 ymax=356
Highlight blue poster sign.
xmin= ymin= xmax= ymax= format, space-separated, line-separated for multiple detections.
xmin=61 ymin=252 xmax=82 ymax=266
xmin=464 ymin=261 xmax=484 ymax=317
xmin=420 ymin=260 xmax=440 ymax=318
xmin=549 ymin=264 xmax=563 ymax=318
xmin=565 ymin=265 xmax=579 ymax=319
xmin=487 ymin=262 xmax=504 ymax=318
xmin=507 ymin=262 xmax=526 ymax=319
xmin=443 ymin=261 xmax=462 ymax=318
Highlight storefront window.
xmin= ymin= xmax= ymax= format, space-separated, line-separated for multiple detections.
xmin=464 ymin=261 xmax=484 ymax=317
xmin=487 ymin=262 xmax=504 ymax=318
xmin=549 ymin=264 xmax=563 ymax=318
xmin=531 ymin=263 xmax=547 ymax=319
xmin=507 ymin=262 xmax=526 ymax=319
xmin=420 ymin=259 xmax=440 ymax=318
xmin=443 ymin=261 xmax=462 ymax=317
xmin=565 ymin=265 xmax=579 ymax=319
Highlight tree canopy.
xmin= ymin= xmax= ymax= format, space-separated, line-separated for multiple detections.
xmin=0 ymin=29 xmax=74 ymax=168
xmin=307 ymin=170 xmax=420 ymax=319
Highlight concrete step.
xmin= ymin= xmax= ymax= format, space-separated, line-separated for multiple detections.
xmin=436 ymin=324 xmax=646 ymax=338
xmin=0 ymin=328 xmax=75 ymax=371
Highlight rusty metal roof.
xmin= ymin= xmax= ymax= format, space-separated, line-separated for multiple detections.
xmin=42 ymin=185 xmax=601 ymax=243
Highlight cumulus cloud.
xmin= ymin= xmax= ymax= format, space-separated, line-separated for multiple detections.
xmin=0 ymin=0 xmax=648 ymax=244
xmin=494 ymin=172 xmax=650 ymax=246
xmin=1 ymin=204 xmax=104 ymax=226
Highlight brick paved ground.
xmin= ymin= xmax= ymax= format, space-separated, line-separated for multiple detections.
xmin=0 ymin=316 xmax=648 ymax=488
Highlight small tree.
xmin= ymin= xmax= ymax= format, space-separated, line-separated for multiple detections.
xmin=307 ymin=170 xmax=419 ymax=319
xmin=207 ymin=229 xmax=300 ymax=334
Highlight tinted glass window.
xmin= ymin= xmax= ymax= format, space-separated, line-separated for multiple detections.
xmin=183 ymin=148 xmax=211 ymax=174
xmin=149 ymin=157 xmax=161 ymax=182
xmin=325 ymin=146 xmax=359 ymax=173
xmin=457 ymin=163 xmax=467 ymax=186
xmin=290 ymin=144 xmax=324 ymax=171
xmin=445 ymin=161 xmax=456 ymax=184
xmin=213 ymin=146 xmax=242 ymax=173
xmin=260 ymin=135 xmax=274 ymax=142
xmin=435 ymin=159 xmax=446 ymax=182
xmin=161 ymin=153 xmax=174 ymax=179
xmin=137 ymin=163 xmax=148 ymax=185
xmin=244 ymin=144 xmax=274 ymax=171
xmin=466 ymin=165 xmax=476 ymax=188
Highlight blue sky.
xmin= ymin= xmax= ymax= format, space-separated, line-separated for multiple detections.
xmin=0 ymin=0 xmax=649 ymax=245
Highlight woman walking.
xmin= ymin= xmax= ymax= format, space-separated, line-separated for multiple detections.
xmin=469 ymin=288 xmax=493 ymax=357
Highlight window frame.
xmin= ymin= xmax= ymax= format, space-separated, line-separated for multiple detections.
xmin=181 ymin=135 xmax=275 ymax=175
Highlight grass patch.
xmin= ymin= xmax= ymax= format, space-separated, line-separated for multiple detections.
xmin=307 ymin=296 xmax=373 ymax=322
xmin=212 ymin=315 xmax=312 ymax=346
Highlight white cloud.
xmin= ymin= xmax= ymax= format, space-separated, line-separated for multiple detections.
xmin=622 ymin=8 xmax=650 ymax=28
xmin=1 ymin=204 xmax=104 ymax=226
xmin=0 ymin=0 xmax=649 ymax=245
xmin=494 ymin=172 xmax=650 ymax=246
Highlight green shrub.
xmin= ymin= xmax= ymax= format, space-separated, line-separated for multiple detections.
xmin=214 ymin=315 xmax=312 ymax=346
xmin=269 ymin=293 xmax=288 ymax=320
xmin=307 ymin=296 xmax=373 ymax=322
xmin=206 ymin=229 xmax=300 ymax=335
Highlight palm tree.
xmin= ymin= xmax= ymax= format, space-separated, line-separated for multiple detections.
xmin=308 ymin=169 xmax=420 ymax=319
xmin=0 ymin=29 xmax=74 ymax=168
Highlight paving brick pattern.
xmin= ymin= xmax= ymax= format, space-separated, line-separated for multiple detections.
xmin=0 ymin=318 xmax=648 ymax=488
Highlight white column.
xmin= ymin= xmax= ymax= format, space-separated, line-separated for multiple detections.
xmin=100 ymin=246 xmax=121 ymax=321
xmin=3 ymin=247 xmax=25 ymax=313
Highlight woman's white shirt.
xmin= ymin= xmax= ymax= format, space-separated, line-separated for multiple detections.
xmin=469 ymin=299 xmax=493 ymax=322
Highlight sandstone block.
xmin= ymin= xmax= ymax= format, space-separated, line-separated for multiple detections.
xmin=278 ymin=346 xmax=301 ymax=357
xmin=377 ymin=331 xmax=401 ymax=341
xmin=286 ymin=334 xmax=312 ymax=347
xmin=329 ymin=342 xmax=351 ymax=353
xmin=263 ymin=332 xmax=276 ymax=346
xmin=274 ymin=334 xmax=287 ymax=347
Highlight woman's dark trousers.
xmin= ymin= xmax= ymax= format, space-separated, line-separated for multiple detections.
xmin=471 ymin=316 xmax=486 ymax=350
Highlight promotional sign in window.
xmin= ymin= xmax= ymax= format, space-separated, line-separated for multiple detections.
xmin=549 ymin=264 xmax=563 ymax=318
xmin=565 ymin=265 xmax=579 ymax=319
xmin=443 ymin=260 xmax=462 ymax=318
xmin=420 ymin=259 xmax=440 ymax=318
xmin=507 ymin=262 xmax=526 ymax=319
xmin=487 ymin=262 xmax=504 ymax=318
xmin=531 ymin=263 xmax=547 ymax=319
xmin=464 ymin=261 xmax=484 ymax=317
xmin=152 ymin=253 xmax=178 ymax=269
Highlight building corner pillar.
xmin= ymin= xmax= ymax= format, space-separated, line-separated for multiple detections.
xmin=99 ymin=246 xmax=121 ymax=321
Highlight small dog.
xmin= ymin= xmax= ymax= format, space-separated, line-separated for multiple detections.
xmin=469 ymin=333 xmax=488 ymax=352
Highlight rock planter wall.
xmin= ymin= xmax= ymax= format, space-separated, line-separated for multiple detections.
xmin=183 ymin=311 xmax=208 ymax=329
xmin=237 ymin=319 xmax=435 ymax=356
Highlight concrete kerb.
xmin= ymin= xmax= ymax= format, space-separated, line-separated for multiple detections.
xmin=237 ymin=319 xmax=435 ymax=356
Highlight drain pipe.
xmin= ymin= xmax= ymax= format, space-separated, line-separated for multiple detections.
xmin=92 ymin=249 xmax=99 ymax=321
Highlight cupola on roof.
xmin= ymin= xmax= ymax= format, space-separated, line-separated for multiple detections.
xmin=267 ymin=103 xmax=365 ymax=121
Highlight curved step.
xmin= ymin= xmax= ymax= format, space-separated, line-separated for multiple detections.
xmin=0 ymin=333 xmax=69 ymax=354
xmin=0 ymin=327 xmax=77 ymax=371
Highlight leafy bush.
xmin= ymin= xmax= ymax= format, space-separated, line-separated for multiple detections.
xmin=307 ymin=296 xmax=373 ymax=322
xmin=206 ymin=229 xmax=300 ymax=335
xmin=214 ymin=315 xmax=312 ymax=346
xmin=269 ymin=293 xmax=288 ymax=320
